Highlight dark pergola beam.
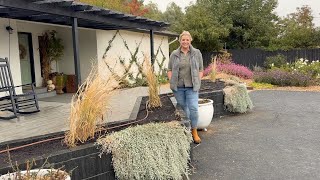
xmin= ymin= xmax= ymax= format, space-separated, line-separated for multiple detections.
xmin=69 ymin=4 xmax=92 ymax=11
xmin=9 ymin=11 xmax=42 ymax=18
xmin=28 ymin=13 xmax=55 ymax=20
xmin=35 ymin=0 xmax=73 ymax=7
xmin=150 ymin=29 xmax=155 ymax=65
xmin=0 ymin=0 xmax=167 ymax=31
xmin=0 ymin=7 xmax=18 ymax=13
xmin=49 ymin=17 xmax=70 ymax=23
xmin=72 ymin=17 xmax=81 ymax=88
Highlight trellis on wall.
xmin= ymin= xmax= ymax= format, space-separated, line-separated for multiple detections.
xmin=102 ymin=30 xmax=168 ymax=87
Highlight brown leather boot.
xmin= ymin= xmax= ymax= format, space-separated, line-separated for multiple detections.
xmin=191 ymin=129 xmax=201 ymax=144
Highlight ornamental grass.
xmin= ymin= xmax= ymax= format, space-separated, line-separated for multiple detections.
xmin=96 ymin=121 xmax=193 ymax=180
xmin=210 ymin=56 xmax=217 ymax=82
xmin=143 ymin=57 xmax=161 ymax=108
xmin=65 ymin=64 xmax=119 ymax=147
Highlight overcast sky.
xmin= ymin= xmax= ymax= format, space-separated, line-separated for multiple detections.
xmin=144 ymin=0 xmax=320 ymax=26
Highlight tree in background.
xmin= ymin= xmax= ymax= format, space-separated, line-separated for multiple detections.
xmin=270 ymin=6 xmax=319 ymax=50
xmin=159 ymin=3 xmax=185 ymax=52
xmin=127 ymin=0 xmax=149 ymax=16
xmin=78 ymin=0 xmax=151 ymax=17
xmin=76 ymin=0 xmax=130 ymax=13
xmin=181 ymin=1 xmax=230 ymax=51
xmin=143 ymin=2 xmax=163 ymax=20
xmin=76 ymin=0 xmax=320 ymax=52
xmin=221 ymin=0 xmax=278 ymax=49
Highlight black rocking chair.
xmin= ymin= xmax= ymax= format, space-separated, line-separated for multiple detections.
xmin=0 ymin=57 xmax=40 ymax=119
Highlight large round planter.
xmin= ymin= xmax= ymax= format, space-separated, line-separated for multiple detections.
xmin=197 ymin=98 xmax=214 ymax=130
xmin=0 ymin=169 xmax=71 ymax=180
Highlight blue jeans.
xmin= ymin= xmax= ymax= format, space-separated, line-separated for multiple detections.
xmin=173 ymin=87 xmax=199 ymax=128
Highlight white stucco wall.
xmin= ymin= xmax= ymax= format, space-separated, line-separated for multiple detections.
xmin=0 ymin=18 xmax=22 ymax=94
xmin=16 ymin=21 xmax=97 ymax=86
xmin=55 ymin=28 xmax=97 ymax=82
xmin=1 ymin=17 xmax=170 ymax=94
xmin=96 ymin=30 xmax=169 ymax=80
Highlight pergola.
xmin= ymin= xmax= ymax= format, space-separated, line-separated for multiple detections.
xmin=0 ymin=0 xmax=170 ymax=87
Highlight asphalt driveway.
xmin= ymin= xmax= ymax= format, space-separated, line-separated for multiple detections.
xmin=191 ymin=90 xmax=320 ymax=180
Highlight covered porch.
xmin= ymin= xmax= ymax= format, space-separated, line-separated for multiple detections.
xmin=0 ymin=0 xmax=170 ymax=94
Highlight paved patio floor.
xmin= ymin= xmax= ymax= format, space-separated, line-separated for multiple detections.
xmin=0 ymin=86 xmax=171 ymax=143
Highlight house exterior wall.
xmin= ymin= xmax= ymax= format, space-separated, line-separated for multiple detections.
xmin=16 ymin=21 xmax=59 ymax=87
xmin=55 ymin=27 xmax=97 ymax=82
xmin=96 ymin=30 xmax=169 ymax=80
xmin=1 ymin=17 xmax=170 ymax=96
xmin=0 ymin=18 xmax=22 ymax=94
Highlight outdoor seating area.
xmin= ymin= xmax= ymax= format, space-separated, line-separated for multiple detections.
xmin=0 ymin=58 xmax=39 ymax=120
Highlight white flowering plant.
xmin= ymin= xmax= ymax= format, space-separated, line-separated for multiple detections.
xmin=283 ymin=58 xmax=320 ymax=79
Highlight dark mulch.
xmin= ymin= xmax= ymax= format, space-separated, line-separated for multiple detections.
xmin=0 ymin=80 xmax=224 ymax=169
xmin=135 ymin=94 xmax=176 ymax=123
xmin=200 ymin=79 xmax=225 ymax=92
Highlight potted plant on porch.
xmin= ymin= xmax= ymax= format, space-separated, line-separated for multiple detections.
xmin=39 ymin=30 xmax=64 ymax=89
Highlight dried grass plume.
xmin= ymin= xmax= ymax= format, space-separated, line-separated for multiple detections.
xmin=143 ymin=57 xmax=161 ymax=108
xmin=65 ymin=63 xmax=119 ymax=147
xmin=210 ymin=56 xmax=217 ymax=82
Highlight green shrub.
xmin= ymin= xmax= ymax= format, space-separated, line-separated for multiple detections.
xmin=264 ymin=54 xmax=287 ymax=69
xmin=96 ymin=122 xmax=192 ymax=180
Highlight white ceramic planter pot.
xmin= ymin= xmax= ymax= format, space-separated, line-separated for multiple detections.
xmin=0 ymin=169 xmax=71 ymax=180
xmin=197 ymin=98 xmax=214 ymax=130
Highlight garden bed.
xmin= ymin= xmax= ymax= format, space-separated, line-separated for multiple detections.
xmin=0 ymin=95 xmax=182 ymax=179
xmin=0 ymin=80 xmax=227 ymax=179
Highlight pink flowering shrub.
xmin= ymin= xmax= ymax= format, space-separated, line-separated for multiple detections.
xmin=204 ymin=62 xmax=253 ymax=79
xmin=203 ymin=65 xmax=213 ymax=76
xmin=217 ymin=62 xmax=253 ymax=79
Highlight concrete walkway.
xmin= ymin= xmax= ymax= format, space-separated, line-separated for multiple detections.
xmin=191 ymin=90 xmax=320 ymax=180
xmin=0 ymin=85 xmax=172 ymax=143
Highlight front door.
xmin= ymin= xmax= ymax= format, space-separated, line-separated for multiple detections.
xmin=18 ymin=33 xmax=35 ymax=85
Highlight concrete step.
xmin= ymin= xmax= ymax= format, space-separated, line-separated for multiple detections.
xmin=23 ymin=87 xmax=57 ymax=99
xmin=37 ymin=90 xmax=57 ymax=99
xmin=23 ymin=87 xmax=47 ymax=94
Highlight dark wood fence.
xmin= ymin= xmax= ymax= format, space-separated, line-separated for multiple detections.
xmin=202 ymin=48 xmax=320 ymax=69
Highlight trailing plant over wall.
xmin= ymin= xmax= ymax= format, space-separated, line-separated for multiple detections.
xmin=96 ymin=121 xmax=192 ymax=180
xmin=223 ymin=80 xmax=253 ymax=113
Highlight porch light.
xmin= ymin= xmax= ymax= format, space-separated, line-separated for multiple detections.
xmin=6 ymin=26 xmax=13 ymax=34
